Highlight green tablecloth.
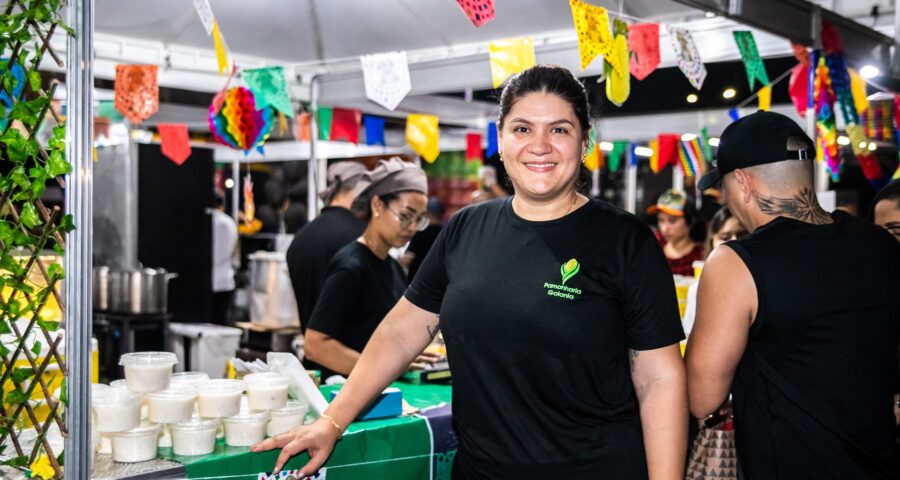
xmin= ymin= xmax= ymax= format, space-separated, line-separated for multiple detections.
xmin=158 ymin=378 xmax=452 ymax=480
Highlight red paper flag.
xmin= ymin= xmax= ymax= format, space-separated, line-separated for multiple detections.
xmin=114 ymin=64 xmax=159 ymax=124
xmin=628 ymin=24 xmax=660 ymax=81
xmin=657 ymin=134 xmax=680 ymax=169
xmin=330 ymin=108 xmax=362 ymax=144
xmin=455 ymin=0 xmax=495 ymax=27
xmin=296 ymin=112 xmax=311 ymax=141
xmin=789 ymin=63 xmax=809 ymax=118
xmin=466 ymin=133 xmax=482 ymax=161
xmin=157 ymin=123 xmax=191 ymax=165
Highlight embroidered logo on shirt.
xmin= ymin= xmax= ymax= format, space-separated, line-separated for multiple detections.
xmin=544 ymin=258 xmax=582 ymax=300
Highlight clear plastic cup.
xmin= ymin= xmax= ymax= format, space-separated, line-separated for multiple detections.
xmin=243 ymin=372 xmax=289 ymax=410
xmin=93 ymin=389 xmax=143 ymax=433
xmin=146 ymin=384 xmax=197 ymax=424
xmin=170 ymin=371 xmax=209 ymax=389
xmin=111 ymin=423 xmax=161 ymax=463
xmin=170 ymin=418 xmax=219 ymax=456
xmin=109 ymin=379 xmax=129 ymax=391
xmin=119 ymin=352 xmax=178 ymax=393
xmin=223 ymin=411 xmax=269 ymax=447
xmin=196 ymin=379 xmax=246 ymax=418
xmin=266 ymin=400 xmax=309 ymax=437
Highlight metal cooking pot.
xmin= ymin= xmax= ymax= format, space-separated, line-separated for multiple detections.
xmin=93 ymin=266 xmax=110 ymax=311
xmin=99 ymin=267 xmax=178 ymax=314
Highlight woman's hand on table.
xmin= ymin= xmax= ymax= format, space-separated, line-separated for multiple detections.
xmin=408 ymin=351 xmax=442 ymax=370
xmin=251 ymin=418 xmax=341 ymax=476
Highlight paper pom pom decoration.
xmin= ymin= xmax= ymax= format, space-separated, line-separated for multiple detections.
xmin=208 ymin=86 xmax=274 ymax=151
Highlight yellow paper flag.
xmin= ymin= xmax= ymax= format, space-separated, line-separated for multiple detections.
xmin=212 ymin=21 xmax=229 ymax=75
xmin=488 ymin=37 xmax=535 ymax=89
xmin=569 ymin=0 xmax=619 ymax=73
xmin=758 ymin=85 xmax=771 ymax=111
xmin=406 ymin=114 xmax=440 ymax=163
xmin=648 ymin=139 xmax=660 ymax=173
xmin=847 ymin=68 xmax=869 ymax=115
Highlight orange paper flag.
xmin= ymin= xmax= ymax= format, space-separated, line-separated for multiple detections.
xmin=569 ymin=0 xmax=619 ymax=73
xmin=296 ymin=112 xmax=311 ymax=141
xmin=114 ymin=64 xmax=159 ymax=124
xmin=157 ymin=123 xmax=191 ymax=165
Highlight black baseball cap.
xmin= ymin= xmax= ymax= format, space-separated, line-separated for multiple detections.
xmin=698 ymin=110 xmax=816 ymax=191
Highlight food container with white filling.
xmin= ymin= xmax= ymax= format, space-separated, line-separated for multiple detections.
xmin=170 ymin=371 xmax=209 ymax=389
xmin=111 ymin=423 xmax=161 ymax=463
xmin=223 ymin=411 xmax=269 ymax=447
xmin=98 ymin=433 xmax=113 ymax=454
xmin=170 ymin=418 xmax=219 ymax=456
xmin=93 ymin=389 xmax=143 ymax=433
xmin=146 ymin=384 xmax=196 ymax=424
xmin=243 ymin=372 xmax=289 ymax=410
xmin=266 ymin=400 xmax=309 ymax=437
xmin=197 ymin=379 xmax=245 ymax=418
xmin=119 ymin=352 xmax=178 ymax=393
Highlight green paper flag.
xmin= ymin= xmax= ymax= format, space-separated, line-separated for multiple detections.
xmin=608 ymin=140 xmax=629 ymax=172
xmin=700 ymin=127 xmax=713 ymax=169
xmin=243 ymin=66 xmax=294 ymax=117
xmin=317 ymin=106 xmax=333 ymax=141
xmin=733 ymin=31 xmax=769 ymax=90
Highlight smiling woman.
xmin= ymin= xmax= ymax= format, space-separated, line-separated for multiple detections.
xmin=253 ymin=67 xmax=688 ymax=480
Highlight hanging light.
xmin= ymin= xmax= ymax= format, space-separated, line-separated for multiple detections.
xmin=634 ymin=146 xmax=654 ymax=157
xmin=708 ymin=137 xmax=720 ymax=147
xmin=722 ymin=88 xmax=737 ymax=99
xmin=859 ymin=65 xmax=880 ymax=79
xmin=837 ymin=136 xmax=850 ymax=146
xmin=681 ymin=133 xmax=697 ymax=141
xmin=599 ymin=141 xmax=614 ymax=151
xmin=225 ymin=178 xmax=235 ymax=189
xmin=686 ymin=93 xmax=698 ymax=104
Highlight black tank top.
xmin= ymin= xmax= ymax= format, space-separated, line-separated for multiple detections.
xmin=727 ymin=211 xmax=900 ymax=480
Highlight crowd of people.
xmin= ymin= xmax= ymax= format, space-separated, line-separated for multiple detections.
xmin=249 ymin=65 xmax=899 ymax=479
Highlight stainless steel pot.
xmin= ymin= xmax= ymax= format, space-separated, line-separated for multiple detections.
xmin=99 ymin=267 xmax=177 ymax=314
xmin=92 ymin=266 xmax=110 ymax=311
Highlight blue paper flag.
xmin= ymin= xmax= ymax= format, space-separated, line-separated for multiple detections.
xmin=364 ymin=116 xmax=385 ymax=146
xmin=486 ymin=122 xmax=499 ymax=157
xmin=728 ymin=108 xmax=740 ymax=121
xmin=629 ymin=143 xmax=638 ymax=166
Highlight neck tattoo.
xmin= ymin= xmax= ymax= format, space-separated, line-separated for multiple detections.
xmin=754 ymin=187 xmax=831 ymax=224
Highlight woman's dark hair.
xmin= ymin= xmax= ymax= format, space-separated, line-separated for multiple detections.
xmin=708 ymin=206 xmax=734 ymax=237
xmin=868 ymin=179 xmax=900 ymax=221
xmin=498 ymin=65 xmax=591 ymax=136
xmin=682 ymin=200 xmax=708 ymax=244
xmin=359 ymin=191 xmax=424 ymax=222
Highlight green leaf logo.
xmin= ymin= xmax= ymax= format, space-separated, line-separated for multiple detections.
xmin=560 ymin=258 xmax=580 ymax=285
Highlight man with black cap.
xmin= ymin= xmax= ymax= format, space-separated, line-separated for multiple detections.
xmin=286 ymin=161 xmax=369 ymax=333
xmin=686 ymin=111 xmax=900 ymax=479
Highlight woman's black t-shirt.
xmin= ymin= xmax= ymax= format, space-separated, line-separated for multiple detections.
xmin=405 ymin=197 xmax=684 ymax=479
xmin=307 ymin=241 xmax=406 ymax=379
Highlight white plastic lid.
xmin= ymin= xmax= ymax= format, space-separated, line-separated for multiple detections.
xmin=242 ymin=372 xmax=289 ymax=387
xmin=223 ymin=410 xmax=269 ymax=424
xmin=92 ymin=383 xmax=110 ymax=398
xmin=119 ymin=351 xmax=178 ymax=367
xmin=170 ymin=418 xmax=219 ymax=433
xmin=170 ymin=371 xmax=209 ymax=385
xmin=92 ymin=389 xmax=143 ymax=407
xmin=198 ymin=379 xmax=246 ymax=393
xmin=270 ymin=400 xmax=309 ymax=417
xmin=146 ymin=383 xmax=197 ymax=400
xmin=109 ymin=379 xmax=129 ymax=391
xmin=111 ymin=423 xmax=160 ymax=438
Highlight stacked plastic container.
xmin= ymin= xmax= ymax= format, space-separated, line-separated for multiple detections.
xmin=91 ymin=351 xmax=310 ymax=464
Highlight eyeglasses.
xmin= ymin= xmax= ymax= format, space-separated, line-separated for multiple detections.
xmin=385 ymin=205 xmax=429 ymax=231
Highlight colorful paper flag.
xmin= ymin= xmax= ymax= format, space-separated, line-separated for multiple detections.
xmin=243 ymin=66 xmax=294 ymax=117
xmin=847 ymin=68 xmax=869 ymax=116
xmin=789 ymin=63 xmax=809 ymax=117
xmin=466 ymin=133 xmax=482 ymax=161
xmin=406 ymin=114 xmax=440 ymax=163
xmin=243 ymin=173 xmax=255 ymax=225
xmin=758 ymin=85 xmax=772 ymax=111
xmin=317 ymin=107 xmax=333 ymax=141
xmin=114 ymin=64 xmax=159 ymax=124
xmin=360 ymin=51 xmax=411 ymax=111
xmin=728 ymin=108 xmax=740 ymax=121
xmin=330 ymin=108 xmax=361 ymax=144
xmin=296 ymin=112 xmax=311 ymax=142
xmin=584 ymin=130 xmax=603 ymax=172
xmin=846 ymin=124 xmax=868 ymax=155
xmin=158 ymin=123 xmax=191 ymax=165
xmin=677 ymin=141 xmax=695 ymax=176
xmin=455 ymin=0 xmax=495 ymax=28
xmin=733 ymin=31 xmax=770 ymax=90
xmin=486 ymin=122 xmax=499 ymax=157
xmin=608 ymin=141 xmax=629 ymax=173
xmin=488 ymin=37 xmax=535 ymax=88
xmin=212 ymin=21 xmax=229 ymax=75
xmin=648 ymin=139 xmax=661 ymax=173
xmin=364 ymin=116 xmax=385 ymax=146
xmin=657 ymin=134 xmax=680 ymax=171
xmin=569 ymin=0 xmax=619 ymax=73
xmin=668 ymin=26 xmax=706 ymax=90
xmin=193 ymin=0 xmax=215 ymax=35
xmin=628 ymin=23 xmax=660 ymax=81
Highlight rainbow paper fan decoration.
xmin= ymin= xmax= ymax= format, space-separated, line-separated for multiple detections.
xmin=209 ymin=86 xmax=274 ymax=152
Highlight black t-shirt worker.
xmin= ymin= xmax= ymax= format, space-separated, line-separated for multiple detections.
xmin=254 ymin=65 xmax=688 ymax=480
xmin=286 ymin=161 xmax=368 ymax=333
xmin=686 ymin=111 xmax=900 ymax=479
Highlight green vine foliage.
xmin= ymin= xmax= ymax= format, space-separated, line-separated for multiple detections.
xmin=0 ymin=0 xmax=75 ymax=478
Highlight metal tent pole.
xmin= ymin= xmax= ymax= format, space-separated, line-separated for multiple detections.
xmin=64 ymin=0 xmax=94 ymax=477
xmin=308 ymin=75 xmax=320 ymax=221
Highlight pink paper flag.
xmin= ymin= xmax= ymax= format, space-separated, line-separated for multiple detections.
xmin=157 ymin=123 xmax=191 ymax=165
xmin=455 ymin=0 xmax=495 ymax=27
xmin=628 ymin=24 xmax=660 ymax=81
